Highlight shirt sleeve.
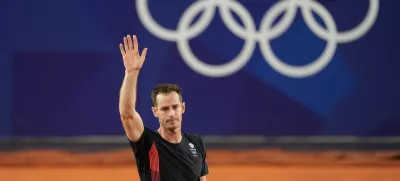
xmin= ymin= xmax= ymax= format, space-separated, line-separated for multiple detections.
xmin=128 ymin=127 xmax=154 ymax=157
xmin=200 ymin=138 xmax=209 ymax=176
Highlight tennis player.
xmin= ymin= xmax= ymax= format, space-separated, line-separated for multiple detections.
xmin=118 ymin=34 xmax=209 ymax=181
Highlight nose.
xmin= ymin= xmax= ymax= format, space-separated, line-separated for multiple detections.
xmin=168 ymin=109 xmax=175 ymax=117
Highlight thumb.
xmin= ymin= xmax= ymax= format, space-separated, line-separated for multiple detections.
xmin=141 ymin=48 xmax=148 ymax=59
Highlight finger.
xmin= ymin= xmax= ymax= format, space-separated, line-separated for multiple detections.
xmin=119 ymin=43 xmax=125 ymax=56
xmin=127 ymin=35 xmax=133 ymax=52
xmin=133 ymin=35 xmax=139 ymax=53
xmin=123 ymin=36 xmax=128 ymax=52
xmin=141 ymin=48 xmax=148 ymax=60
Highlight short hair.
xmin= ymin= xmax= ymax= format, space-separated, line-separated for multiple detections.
xmin=151 ymin=83 xmax=183 ymax=107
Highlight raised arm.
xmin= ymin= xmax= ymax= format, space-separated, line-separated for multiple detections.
xmin=118 ymin=34 xmax=148 ymax=142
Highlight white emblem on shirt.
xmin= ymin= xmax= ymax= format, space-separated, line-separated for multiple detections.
xmin=189 ymin=143 xmax=198 ymax=157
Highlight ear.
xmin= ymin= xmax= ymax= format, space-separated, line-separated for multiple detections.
xmin=181 ymin=102 xmax=186 ymax=114
xmin=151 ymin=106 xmax=158 ymax=118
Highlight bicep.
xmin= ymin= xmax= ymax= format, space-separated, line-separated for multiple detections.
xmin=121 ymin=110 xmax=144 ymax=142
xmin=200 ymin=176 xmax=207 ymax=181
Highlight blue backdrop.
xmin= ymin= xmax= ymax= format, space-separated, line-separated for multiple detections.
xmin=1 ymin=0 xmax=399 ymax=137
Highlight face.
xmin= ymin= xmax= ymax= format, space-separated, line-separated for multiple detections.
xmin=152 ymin=92 xmax=185 ymax=131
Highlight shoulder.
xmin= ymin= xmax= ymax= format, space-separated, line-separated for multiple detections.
xmin=183 ymin=132 xmax=206 ymax=149
xmin=183 ymin=131 xmax=203 ymax=141
xmin=130 ymin=127 xmax=157 ymax=139
xmin=141 ymin=127 xmax=160 ymax=140
xmin=128 ymin=127 xmax=159 ymax=146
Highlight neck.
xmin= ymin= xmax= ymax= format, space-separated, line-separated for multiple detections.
xmin=158 ymin=127 xmax=182 ymax=144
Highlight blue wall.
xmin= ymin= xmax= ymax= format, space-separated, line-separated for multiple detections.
xmin=2 ymin=0 xmax=399 ymax=137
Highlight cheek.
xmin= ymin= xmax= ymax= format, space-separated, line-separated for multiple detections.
xmin=155 ymin=112 xmax=164 ymax=119
xmin=176 ymin=110 xmax=183 ymax=117
xmin=159 ymin=113 xmax=168 ymax=119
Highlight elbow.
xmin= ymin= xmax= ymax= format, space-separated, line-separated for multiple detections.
xmin=120 ymin=111 xmax=134 ymax=120
xmin=119 ymin=104 xmax=135 ymax=119
xmin=119 ymin=110 xmax=135 ymax=122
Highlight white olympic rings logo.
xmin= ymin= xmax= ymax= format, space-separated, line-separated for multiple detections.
xmin=136 ymin=0 xmax=379 ymax=78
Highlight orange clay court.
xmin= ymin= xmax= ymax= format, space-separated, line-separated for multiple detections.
xmin=1 ymin=148 xmax=400 ymax=181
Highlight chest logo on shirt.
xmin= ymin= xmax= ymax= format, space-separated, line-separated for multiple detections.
xmin=189 ymin=143 xmax=198 ymax=157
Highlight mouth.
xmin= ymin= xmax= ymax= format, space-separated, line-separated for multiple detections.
xmin=167 ymin=119 xmax=177 ymax=123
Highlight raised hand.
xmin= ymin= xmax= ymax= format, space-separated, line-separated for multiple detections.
xmin=119 ymin=35 xmax=148 ymax=72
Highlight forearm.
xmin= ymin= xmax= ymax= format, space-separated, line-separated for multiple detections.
xmin=119 ymin=70 xmax=140 ymax=119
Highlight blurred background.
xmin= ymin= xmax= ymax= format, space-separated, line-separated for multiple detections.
xmin=1 ymin=0 xmax=400 ymax=180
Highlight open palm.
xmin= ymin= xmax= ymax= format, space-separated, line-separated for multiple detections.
xmin=119 ymin=35 xmax=148 ymax=72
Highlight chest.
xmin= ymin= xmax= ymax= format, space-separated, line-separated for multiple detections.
xmin=155 ymin=140 xmax=204 ymax=176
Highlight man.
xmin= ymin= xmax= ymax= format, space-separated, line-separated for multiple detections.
xmin=118 ymin=34 xmax=209 ymax=181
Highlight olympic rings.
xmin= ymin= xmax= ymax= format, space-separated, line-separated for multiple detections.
xmin=136 ymin=0 xmax=379 ymax=78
